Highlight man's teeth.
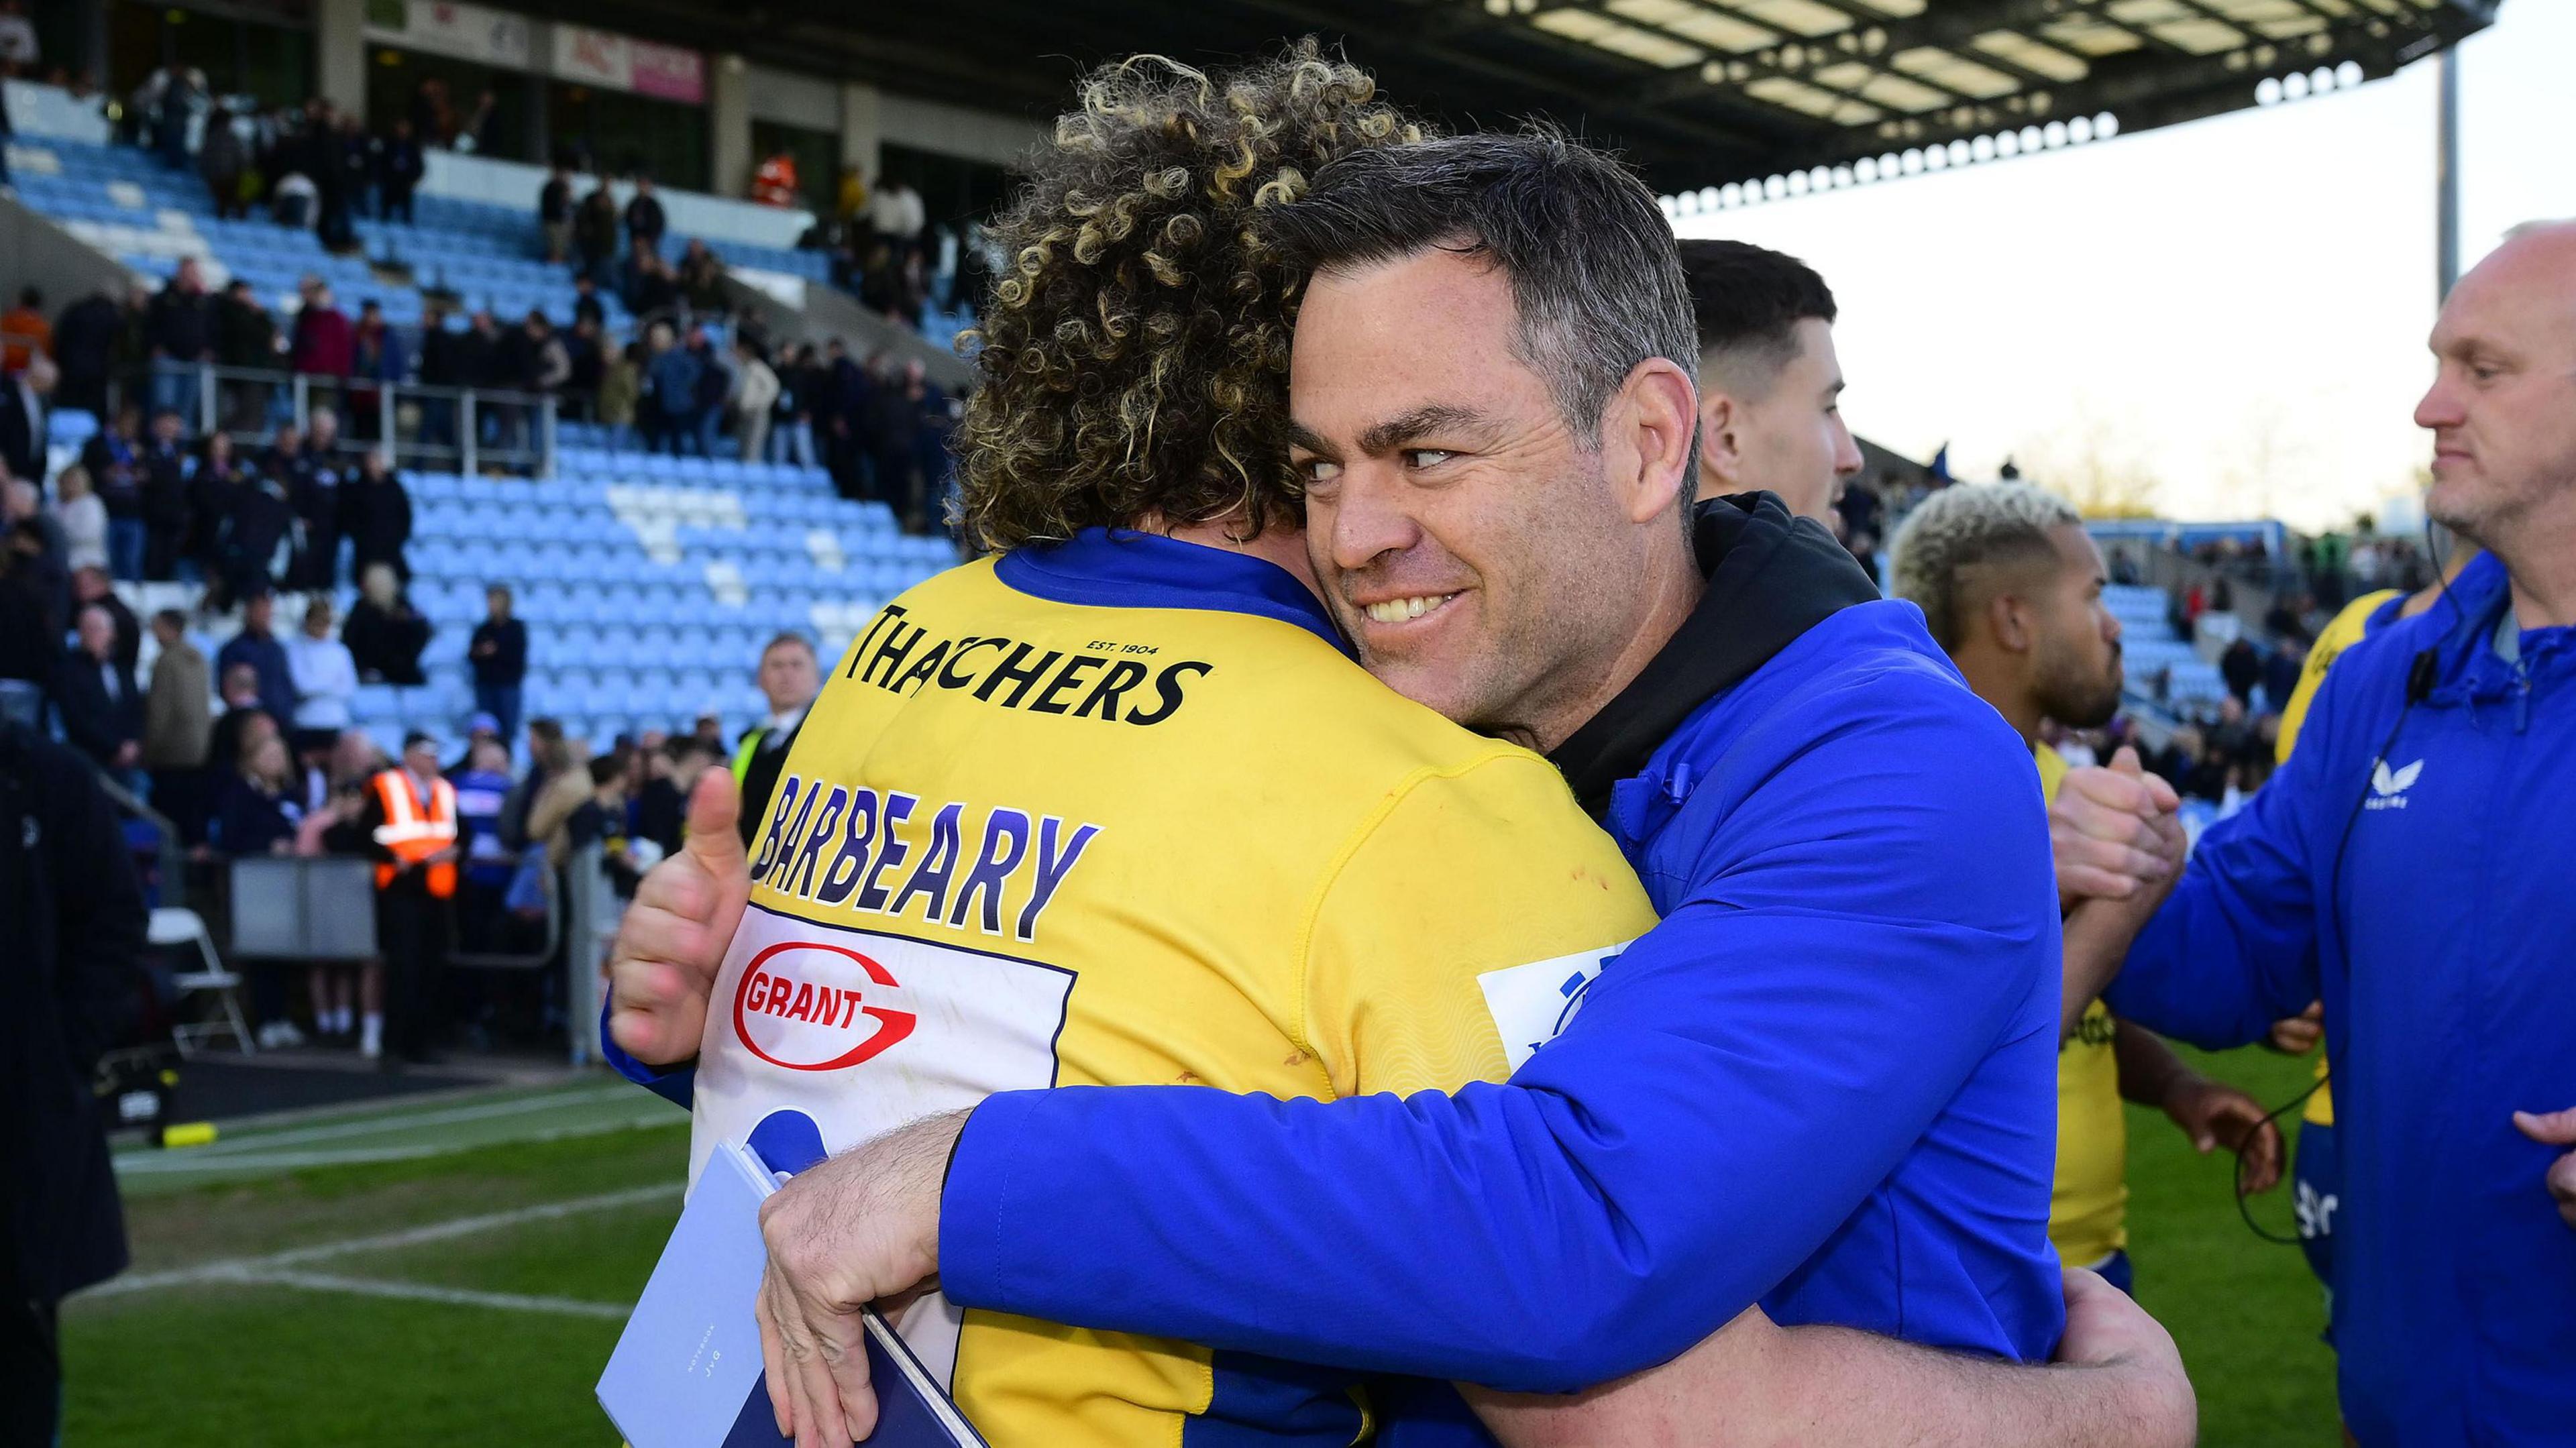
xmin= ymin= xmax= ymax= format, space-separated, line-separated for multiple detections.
xmin=1364 ymin=594 xmax=1456 ymax=624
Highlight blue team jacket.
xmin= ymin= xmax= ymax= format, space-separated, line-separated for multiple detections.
xmin=2108 ymin=552 xmax=2576 ymax=1447
xmin=944 ymin=597 xmax=2068 ymax=1394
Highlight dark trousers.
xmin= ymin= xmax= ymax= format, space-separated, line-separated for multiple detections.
xmin=0 ymin=1256 xmax=60 ymax=1448
xmin=474 ymin=681 xmax=523 ymax=749
xmin=378 ymin=877 xmax=450 ymax=1058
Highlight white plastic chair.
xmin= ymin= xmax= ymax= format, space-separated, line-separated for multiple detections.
xmin=154 ymin=907 xmax=256 ymax=1057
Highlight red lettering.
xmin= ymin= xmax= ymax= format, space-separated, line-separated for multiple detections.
xmin=745 ymin=972 xmax=771 ymax=1013
xmin=788 ymin=981 xmax=815 ymax=1021
xmin=841 ymin=989 xmax=862 ymax=1027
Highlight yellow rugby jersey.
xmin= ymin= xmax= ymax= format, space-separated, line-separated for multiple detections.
xmin=683 ymin=529 xmax=1656 ymax=1448
xmin=2040 ymin=742 xmax=2128 ymax=1267
xmin=2275 ymin=588 xmax=2399 ymax=1130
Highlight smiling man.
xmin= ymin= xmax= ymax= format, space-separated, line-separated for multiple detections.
xmin=1680 ymin=238 xmax=1863 ymax=522
xmin=714 ymin=127 xmax=2194 ymax=1447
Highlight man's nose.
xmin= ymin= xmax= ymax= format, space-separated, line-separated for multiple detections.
xmin=2414 ymin=372 xmax=2464 ymax=431
xmin=1831 ymin=416 xmax=1864 ymax=478
xmin=1326 ymin=465 xmax=1423 ymax=573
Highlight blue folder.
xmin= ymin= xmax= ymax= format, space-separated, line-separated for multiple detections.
xmin=600 ymin=1112 xmax=985 ymax=1448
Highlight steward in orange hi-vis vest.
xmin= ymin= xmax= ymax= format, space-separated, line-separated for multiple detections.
xmin=368 ymin=766 xmax=459 ymax=898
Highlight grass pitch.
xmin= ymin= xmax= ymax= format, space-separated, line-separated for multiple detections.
xmin=63 ymin=1048 xmax=2338 ymax=1445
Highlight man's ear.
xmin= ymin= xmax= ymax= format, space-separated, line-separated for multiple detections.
xmin=1610 ymin=357 xmax=1699 ymax=526
xmin=1697 ymin=390 xmax=1742 ymax=498
xmin=1986 ymin=590 xmax=2036 ymax=656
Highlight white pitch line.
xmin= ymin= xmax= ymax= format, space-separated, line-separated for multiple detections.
xmin=115 ymin=1111 xmax=683 ymax=1175
xmin=235 ymin=1269 xmax=631 ymax=1319
xmin=172 ymin=1084 xmax=641 ymax=1154
xmin=93 ymin=1182 xmax=680 ymax=1297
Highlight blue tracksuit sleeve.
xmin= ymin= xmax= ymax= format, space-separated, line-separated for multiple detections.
xmin=600 ymin=997 xmax=696 ymax=1109
xmin=2107 ymin=678 xmax=2345 ymax=1050
xmin=943 ymin=692 xmax=2055 ymax=1391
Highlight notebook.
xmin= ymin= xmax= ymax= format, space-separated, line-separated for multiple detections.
xmin=600 ymin=1130 xmax=985 ymax=1448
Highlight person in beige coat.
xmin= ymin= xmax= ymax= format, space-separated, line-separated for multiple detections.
xmin=140 ymin=609 xmax=213 ymax=839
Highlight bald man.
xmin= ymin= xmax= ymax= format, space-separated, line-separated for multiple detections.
xmin=2053 ymin=220 xmax=2576 ymax=1447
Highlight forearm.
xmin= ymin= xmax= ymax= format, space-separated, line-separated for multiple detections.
xmin=1473 ymin=1317 xmax=2192 ymax=1448
xmin=2110 ymin=1019 xmax=2196 ymax=1109
xmin=2059 ymin=898 xmax=2147 ymax=1042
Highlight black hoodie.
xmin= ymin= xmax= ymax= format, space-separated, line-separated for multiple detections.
xmin=1550 ymin=492 xmax=1881 ymax=819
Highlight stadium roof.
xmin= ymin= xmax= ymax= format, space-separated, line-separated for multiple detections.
xmin=551 ymin=0 xmax=2496 ymax=191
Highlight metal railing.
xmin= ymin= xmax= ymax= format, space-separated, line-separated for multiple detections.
xmin=108 ymin=361 xmax=559 ymax=478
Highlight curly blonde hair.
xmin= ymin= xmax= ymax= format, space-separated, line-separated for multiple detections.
xmin=954 ymin=41 xmax=1426 ymax=551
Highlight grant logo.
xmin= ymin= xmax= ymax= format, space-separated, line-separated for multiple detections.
xmin=731 ymin=941 xmax=919 ymax=1072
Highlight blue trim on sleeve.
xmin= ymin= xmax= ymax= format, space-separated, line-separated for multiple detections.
xmin=994 ymin=528 xmax=1350 ymax=656
xmin=598 ymin=997 xmax=697 ymax=1109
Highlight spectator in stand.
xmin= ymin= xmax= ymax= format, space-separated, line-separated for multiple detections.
xmin=47 ymin=467 xmax=107 ymax=574
xmin=0 ymin=353 xmax=44 ymax=486
xmin=629 ymin=250 xmax=680 ymax=319
xmin=574 ymin=181 xmax=621 ymax=290
xmin=2218 ymin=634 xmax=2261 ymax=706
xmin=2259 ymin=636 xmax=2304 ymax=716
xmin=67 ymin=567 xmax=136 ymax=674
xmin=461 ymin=89 xmax=501 ymax=155
xmin=0 ymin=0 xmax=34 ymax=69
xmin=269 ymin=166 xmax=317 ymax=230
xmin=449 ymin=732 xmax=517 ymax=955
xmin=686 ymin=325 xmax=729 ymax=459
xmin=415 ymin=302 xmax=461 ymax=456
xmin=320 ymin=112 xmax=372 ymax=249
xmin=378 ymin=119 xmax=423 ymax=225
xmin=645 ymin=323 xmax=704 ymax=457
xmin=769 ymin=342 xmax=817 ymax=468
xmin=286 ymin=597 xmax=358 ymax=752
xmin=565 ymin=315 xmax=606 ymax=416
xmin=624 ymin=174 xmax=667 ymax=268
xmin=288 ymin=280 xmax=356 ymax=409
xmin=599 ymin=341 xmax=642 ymax=453
xmin=213 ymin=279 xmax=279 ymax=432
xmin=751 ymin=146 xmax=800 ymax=208
xmin=203 ymin=663 xmax=274 ymax=806
xmin=144 ymin=258 xmax=213 ymax=427
xmin=904 ymin=357 xmax=954 ymax=530
xmin=857 ymin=239 xmax=903 ymax=321
xmin=0 ymin=515 xmax=56 ymax=710
xmin=138 ymin=63 xmax=201 ymax=171
xmin=0 ymin=711 xmax=147 ymax=1448
xmin=454 ymin=309 xmax=502 ymax=402
xmin=210 ymin=730 xmax=302 ymax=857
xmin=678 ymin=239 xmax=727 ymax=313
xmin=468 ymin=583 xmax=527 ymax=744
xmin=79 ymin=403 xmax=145 ymax=580
xmin=730 ymin=338 xmax=778 ymax=463
xmin=863 ymin=352 xmax=922 ymax=520
xmin=350 ymin=300 xmax=407 ymax=440
xmin=181 ymin=429 xmax=246 ymax=598
xmin=539 ymin=162 xmax=575 ymax=265
xmin=52 ymin=290 xmax=119 ymax=416
xmin=218 ymin=590 xmax=297 ymax=726
xmin=213 ymin=463 xmax=294 ymax=610
xmin=199 ymin=105 xmax=248 ymax=219
xmin=354 ymin=730 xmax=459 ymax=1064
xmin=407 ymin=76 xmax=451 ymax=148
xmin=344 ymin=562 xmax=429 ymax=685
xmin=0 ymin=478 xmax=64 ymax=625
xmin=137 ymin=410 xmax=190 ymax=581
xmin=140 ymin=609 xmax=211 ymax=840
xmin=730 ymin=631 xmax=817 ymax=845
xmin=270 ymin=419 xmax=337 ymax=590
xmin=570 ymin=274 xmax=606 ymax=329
xmin=339 ymin=449 xmax=411 ymax=583
xmin=818 ymin=337 xmax=867 ymax=498
xmin=52 ymin=604 xmax=143 ymax=782
xmin=867 ymin=172 xmax=925 ymax=259
xmin=1 ymin=287 xmax=48 ymax=374
xmin=521 ymin=310 xmax=570 ymax=400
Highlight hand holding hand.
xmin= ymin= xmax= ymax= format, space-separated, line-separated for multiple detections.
xmin=606 ymin=767 xmax=748 ymax=1068
xmin=2267 ymin=1001 xmax=2324 ymax=1055
xmin=2051 ymin=747 xmax=2184 ymax=908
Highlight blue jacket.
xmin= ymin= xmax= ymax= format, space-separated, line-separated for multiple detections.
xmin=939 ymin=506 xmax=2065 ymax=1398
xmin=2108 ymin=552 xmax=2576 ymax=1447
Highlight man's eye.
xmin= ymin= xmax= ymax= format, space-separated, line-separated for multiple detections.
xmin=1299 ymin=459 xmax=1340 ymax=485
xmin=1403 ymin=449 xmax=1455 ymax=469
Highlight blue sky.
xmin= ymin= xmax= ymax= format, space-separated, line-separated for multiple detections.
xmin=1667 ymin=0 xmax=2575 ymax=530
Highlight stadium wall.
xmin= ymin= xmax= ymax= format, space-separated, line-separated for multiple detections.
xmin=0 ymin=190 xmax=133 ymax=320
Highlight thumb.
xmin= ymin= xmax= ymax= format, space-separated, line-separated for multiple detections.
xmin=682 ymin=765 xmax=745 ymax=868
xmin=2514 ymin=1107 xmax=2576 ymax=1147
xmin=2111 ymin=745 xmax=2144 ymax=777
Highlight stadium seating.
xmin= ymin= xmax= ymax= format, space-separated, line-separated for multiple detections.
xmin=2100 ymin=583 xmax=2227 ymax=708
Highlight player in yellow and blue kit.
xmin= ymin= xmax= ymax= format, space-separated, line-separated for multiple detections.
xmin=1889 ymin=483 xmax=2284 ymax=1296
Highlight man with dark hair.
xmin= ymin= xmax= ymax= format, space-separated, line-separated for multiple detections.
xmin=53 ymin=604 xmax=143 ymax=777
xmin=468 ymin=584 xmax=527 ymax=745
xmin=611 ymin=67 xmax=2190 ymax=1448
xmin=1677 ymin=238 xmax=1861 ymax=522
xmin=216 ymin=590 xmax=296 ymax=728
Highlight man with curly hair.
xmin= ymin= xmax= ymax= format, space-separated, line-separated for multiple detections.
xmin=610 ymin=46 xmax=2192 ymax=1448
